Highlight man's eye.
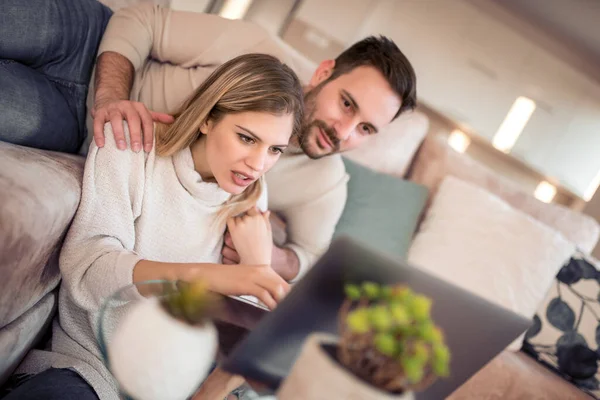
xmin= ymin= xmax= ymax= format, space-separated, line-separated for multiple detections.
xmin=342 ymin=98 xmax=352 ymax=109
xmin=238 ymin=134 xmax=255 ymax=144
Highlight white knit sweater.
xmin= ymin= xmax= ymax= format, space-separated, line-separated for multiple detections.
xmin=17 ymin=123 xmax=231 ymax=399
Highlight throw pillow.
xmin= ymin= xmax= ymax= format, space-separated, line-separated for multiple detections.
xmin=407 ymin=176 xmax=576 ymax=350
xmin=343 ymin=111 xmax=429 ymax=178
xmin=334 ymin=157 xmax=429 ymax=259
xmin=523 ymin=252 xmax=600 ymax=399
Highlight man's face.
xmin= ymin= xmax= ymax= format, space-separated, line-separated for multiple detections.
xmin=298 ymin=63 xmax=402 ymax=159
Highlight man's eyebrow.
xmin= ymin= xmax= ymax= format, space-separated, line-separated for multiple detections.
xmin=341 ymin=89 xmax=379 ymax=133
xmin=235 ymin=125 xmax=289 ymax=147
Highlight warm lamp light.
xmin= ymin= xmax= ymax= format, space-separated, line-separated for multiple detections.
xmin=492 ymin=97 xmax=536 ymax=153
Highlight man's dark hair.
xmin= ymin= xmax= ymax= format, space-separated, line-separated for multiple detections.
xmin=332 ymin=35 xmax=417 ymax=119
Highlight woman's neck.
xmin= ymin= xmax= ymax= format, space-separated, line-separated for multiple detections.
xmin=190 ymin=139 xmax=215 ymax=182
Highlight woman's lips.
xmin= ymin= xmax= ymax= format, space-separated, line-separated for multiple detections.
xmin=231 ymin=170 xmax=254 ymax=187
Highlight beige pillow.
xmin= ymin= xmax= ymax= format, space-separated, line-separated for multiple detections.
xmin=408 ymin=134 xmax=600 ymax=253
xmin=408 ymin=176 xmax=576 ymax=350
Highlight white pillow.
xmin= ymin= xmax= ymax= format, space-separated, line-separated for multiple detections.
xmin=343 ymin=111 xmax=428 ymax=177
xmin=407 ymin=176 xmax=575 ymax=350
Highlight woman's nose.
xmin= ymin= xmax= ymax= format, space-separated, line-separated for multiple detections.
xmin=246 ymin=149 xmax=267 ymax=173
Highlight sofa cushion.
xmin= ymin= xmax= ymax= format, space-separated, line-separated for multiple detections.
xmin=0 ymin=142 xmax=84 ymax=328
xmin=523 ymin=252 xmax=600 ymax=398
xmin=408 ymin=134 xmax=600 ymax=253
xmin=334 ymin=158 xmax=428 ymax=259
xmin=407 ymin=176 xmax=575 ymax=350
xmin=344 ymin=110 xmax=429 ymax=178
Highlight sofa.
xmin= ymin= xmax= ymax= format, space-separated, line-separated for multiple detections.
xmin=1 ymin=2 xmax=599 ymax=399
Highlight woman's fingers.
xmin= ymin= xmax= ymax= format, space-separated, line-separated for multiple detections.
xmin=250 ymin=288 xmax=277 ymax=310
xmin=255 ymin=268 xmax=289 ymax=304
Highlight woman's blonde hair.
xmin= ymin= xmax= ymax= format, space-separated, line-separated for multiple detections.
xmin=155 ymin=53 xmax=303 ymax=223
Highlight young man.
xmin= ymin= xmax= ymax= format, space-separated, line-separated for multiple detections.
xmin=92 ymin=4 xmax=417 ymax=283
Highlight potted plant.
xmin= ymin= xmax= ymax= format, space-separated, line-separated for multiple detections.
xmin=107 ymin=281 xmax=219 ymax=400
xmin=277 ymin=282 xmax=451 ymax=399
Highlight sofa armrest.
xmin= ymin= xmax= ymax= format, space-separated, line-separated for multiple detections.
xmin=0 ymin=142 xmax=84 ymax=328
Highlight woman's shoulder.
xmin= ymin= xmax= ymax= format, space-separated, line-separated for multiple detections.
xmin=101 ymin=122 xmax=156 ymax=152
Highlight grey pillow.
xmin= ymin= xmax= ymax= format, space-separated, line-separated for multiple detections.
xmin=334 ymin=157 xmax=429 ymax=258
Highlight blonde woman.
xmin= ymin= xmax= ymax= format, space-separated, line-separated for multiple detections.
xmin=8 ymin=54 xmax=303 ymax=400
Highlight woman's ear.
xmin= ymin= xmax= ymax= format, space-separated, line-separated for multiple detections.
xmin=199 ymin=119 xmax=213 ymax=135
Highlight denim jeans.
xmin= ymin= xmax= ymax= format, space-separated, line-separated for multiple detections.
xmin=1 ymin=369 xmax=99 ymax=400
xmin=0 ymin=0 xmax=112 ymax=153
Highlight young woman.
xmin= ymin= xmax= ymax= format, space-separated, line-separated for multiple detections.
xmin=8 ymin=53 xmax=304 ymax=400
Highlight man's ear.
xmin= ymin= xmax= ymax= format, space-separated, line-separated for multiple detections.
xmin=199 ymin=119 xmax=213 ymax=135
xmin=308 ymin=59 xmax=336 ymax=87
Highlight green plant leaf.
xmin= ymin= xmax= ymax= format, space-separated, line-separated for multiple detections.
xmin=344 ymin=284 xmax=362 ymax=300
xmin=413 ymin=340 xmax=430 ymax=364
xmin=362 ymin=282 xmax=381 ymax=300
xmin=390 ymin=303 xmax=411 ymax=326
xmin=381 ymin=286 xmax=393 ymax=300
xmin=402 ymin=357 xmax=425 ymax=383
xmin=409 ymin=295 xmax=432 ymax=322
xmin=347 ymin=308 xmax=371 ymax=333
xmin=374 ymin=333 xmax=397 ymax=356
xmin=369 ymin=305 xmax=393 ymax=331
xmin=392 ymin=286 xmax=412 ymax=302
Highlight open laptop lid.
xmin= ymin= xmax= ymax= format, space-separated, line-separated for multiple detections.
xmin=222 ymin=237 xmax=531 ymax=399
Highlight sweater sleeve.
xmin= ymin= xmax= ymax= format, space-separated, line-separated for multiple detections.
xmin=97 ymin=4 xmax=289 ymax=71
xmin=59 ymin=122 xmax=147 ymax=314
xmin=281 ymin=174 xmax=348 ymax=283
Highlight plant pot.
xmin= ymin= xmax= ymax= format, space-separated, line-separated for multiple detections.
xmin=277 ymin=333 xmax=414 ymax=400
xmin=108 ymin=297 xmax=217 ymax=400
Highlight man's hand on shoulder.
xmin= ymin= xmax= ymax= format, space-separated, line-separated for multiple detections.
xmin=92 ymin=51 xmax=174 ymax=152
xmin=92 ymin=99 xmax=173 ymax=152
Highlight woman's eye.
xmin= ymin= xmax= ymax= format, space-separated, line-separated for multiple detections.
xmin=270 ymin=147 xmax=283 ymax=154
xmin=361 ymin=124 xmax=371 ymax=135
xmin=239 ymin=134 xmax=255 ymax=144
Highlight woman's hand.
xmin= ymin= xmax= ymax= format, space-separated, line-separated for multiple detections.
xmin=226 ymin=207 xmax=273 ymax=266
xmin=186 ymin=263 xmax=289 ymax=310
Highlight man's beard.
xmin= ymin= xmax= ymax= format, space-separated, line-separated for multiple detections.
xmin=297 ymin=85 xmax=340 ymax=160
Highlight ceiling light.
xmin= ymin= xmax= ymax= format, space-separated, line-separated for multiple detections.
xmin=534 ymin=181 xmax=556 ymax=204
xmin=219 ymin=0 xmax=252 ymax=20
xmin=492 ymin=97 xmax=536 ymax=153
xmin=447 ymin=129 xmax=471 ymax=153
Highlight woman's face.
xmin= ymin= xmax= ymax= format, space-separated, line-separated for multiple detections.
xmin=201 ymin=111 xmax=294 ymax=195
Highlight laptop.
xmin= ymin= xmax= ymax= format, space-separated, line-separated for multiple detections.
xmin=222 ymin=236 xmax=531 ymax=399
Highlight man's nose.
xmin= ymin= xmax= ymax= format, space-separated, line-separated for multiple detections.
xmin=333 ymin=115 xmax=357 ymax=142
